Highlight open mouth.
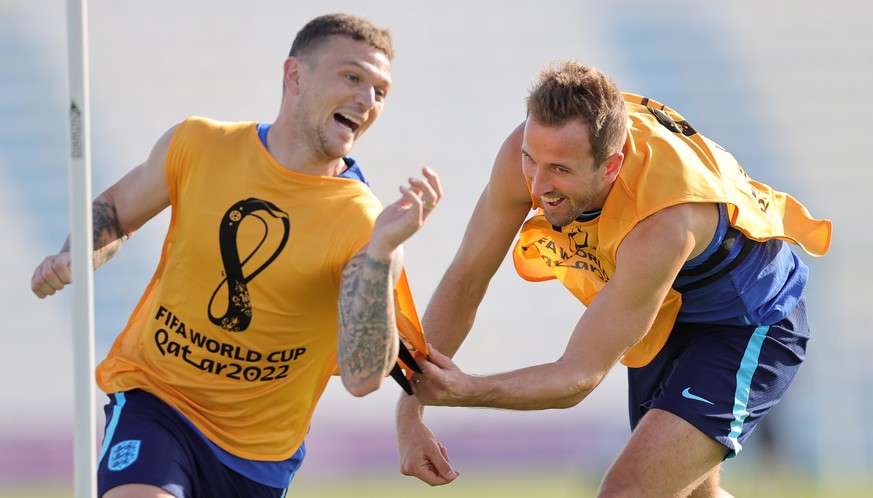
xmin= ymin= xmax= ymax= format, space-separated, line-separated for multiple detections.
xmin=542 ymin=195 xmax=564 ymax=207
xmin=334 ymin=112 xmax=361 ymax=133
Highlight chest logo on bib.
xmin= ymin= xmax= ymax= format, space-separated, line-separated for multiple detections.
xmin=208 ymin=198 xmax=290 ymax=332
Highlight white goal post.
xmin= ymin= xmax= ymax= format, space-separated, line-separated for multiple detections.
xmin=66 ymin=0 xmax=97 ymax=496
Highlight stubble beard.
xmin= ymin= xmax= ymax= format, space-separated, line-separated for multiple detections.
xmin=295 ymin=111 xmax=349 ymax=163
xmin=542 ymin=191 xmax=599 ymax=227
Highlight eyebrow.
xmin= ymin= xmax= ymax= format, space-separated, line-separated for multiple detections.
xmin=341 ymin=60 xmax=392 ymax=88
xmin=522 ymin=147 xmax=571 ymax=170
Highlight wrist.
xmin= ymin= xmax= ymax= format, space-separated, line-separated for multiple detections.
xmin=397 ymin=391 xmax=423 ymax=417
xmin=366 ymin=243 xmax=398 ymax=263
xmin=456 ymin=374 xmax=489 ymax=408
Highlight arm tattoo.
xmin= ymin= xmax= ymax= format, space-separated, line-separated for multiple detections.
xmin=90 ymin=200 xmax=127 ymax=268
xmin=337 ymin=252 xmax=397 ymax=389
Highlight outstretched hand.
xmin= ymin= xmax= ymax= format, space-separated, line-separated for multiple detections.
xmin=368 ymin=167 xmax=442 ymax=258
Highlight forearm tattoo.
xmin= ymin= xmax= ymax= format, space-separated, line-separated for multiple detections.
xmin=337 ymin=253 xmax=396 ymax=388
xmin=61 ymin=200 xmax=127 ymax=268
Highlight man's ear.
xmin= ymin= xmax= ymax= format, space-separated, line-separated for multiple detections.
xmin=604 ymin=152 xmax=624 ymax=182
xmin=283 ymin=57 xmax=303 ymax=96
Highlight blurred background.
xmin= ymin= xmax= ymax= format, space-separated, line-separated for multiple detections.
xmin=1 ymin=0 xmax=870 ymax=496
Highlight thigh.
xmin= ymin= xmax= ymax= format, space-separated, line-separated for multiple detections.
xmin=600 ymin=408 xmax=726 ymax=497
xmin=601 ymin=409 xmax=726 ymax=496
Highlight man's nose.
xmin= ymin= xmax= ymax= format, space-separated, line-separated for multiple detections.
xmin=529 ymin=167 xmax=550 ymax=197
xmin=355 ymin=87 xmax=377 ymax=109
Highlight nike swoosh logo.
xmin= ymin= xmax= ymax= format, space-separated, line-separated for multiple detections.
xmin=681 ymin=387 xmax=715 ymax=405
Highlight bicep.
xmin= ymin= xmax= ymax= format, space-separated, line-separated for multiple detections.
xmin=561 ymin=206 xmax=699 ymax=375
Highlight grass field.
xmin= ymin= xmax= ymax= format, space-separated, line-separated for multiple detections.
xmin=3 ymin=469 xmax=872 ymax=497
xmin=0 ymin=473 xmax=597 ymax=498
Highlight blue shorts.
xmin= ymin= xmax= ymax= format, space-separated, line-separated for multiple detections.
xmin=627 ymin=298 xmax=809 ymax=457
xmin=97 ymin=390 xmax=289 ymax=498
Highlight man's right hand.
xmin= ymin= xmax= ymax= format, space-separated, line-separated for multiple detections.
xmin=31 ymin=252 xmax=72 ymax=298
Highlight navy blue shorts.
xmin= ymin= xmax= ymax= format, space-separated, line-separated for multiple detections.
xmin=97 ymin=390 xmax=288 ymax=498
xmin=627 ymin=298 xmax=809 ymax=457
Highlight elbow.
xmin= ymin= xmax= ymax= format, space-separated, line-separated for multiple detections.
xmin=552 ymin=360 xmax=602 ymax=409
xmin=339 ymin=366 xmax=388 ymax=398
xmin=556 ymin=381 xmax=592 ymax=409
xmin=336 ymin=338 xmax=398 ymax=398
xmin=335 ymin=326 xmax=396 ymax=397
xmin=545 ymin=380 xmax=588 ymax=409
xmin=343 ymin=376 xmax=383 ymax=398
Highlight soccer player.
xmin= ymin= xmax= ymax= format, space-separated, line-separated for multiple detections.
xmin=31 ymin=13 xmax=440 ymax=498
xmin=396 ymin=60 xmax=830 ymax=496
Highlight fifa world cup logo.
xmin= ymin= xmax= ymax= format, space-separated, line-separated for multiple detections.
xmin=208 ymin=198 xmax=289 ymax=332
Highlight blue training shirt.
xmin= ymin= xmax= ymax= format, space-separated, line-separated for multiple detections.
xmin=673 ymin=204 xmax=808 ymax=326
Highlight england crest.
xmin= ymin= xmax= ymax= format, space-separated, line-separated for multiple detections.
xmin=108 ymin=439 xmax=141 ymax=471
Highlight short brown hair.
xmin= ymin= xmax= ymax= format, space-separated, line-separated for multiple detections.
xmin=289 ymin=13 xmax=394 ymax=61
xmin=526 ymin=60 xmax=627 ymax=166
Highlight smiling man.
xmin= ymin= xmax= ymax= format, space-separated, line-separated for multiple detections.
xmin=31 ymin=13 xmax=440 ymax=498
xmin=396 ymin=60 xmax=831 ymax=497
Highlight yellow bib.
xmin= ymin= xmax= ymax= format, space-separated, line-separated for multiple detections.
xmin=97 ymin=117 xmax=427 ymax=460
xmin=513 ymin=94 xmax=831 ymax=367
